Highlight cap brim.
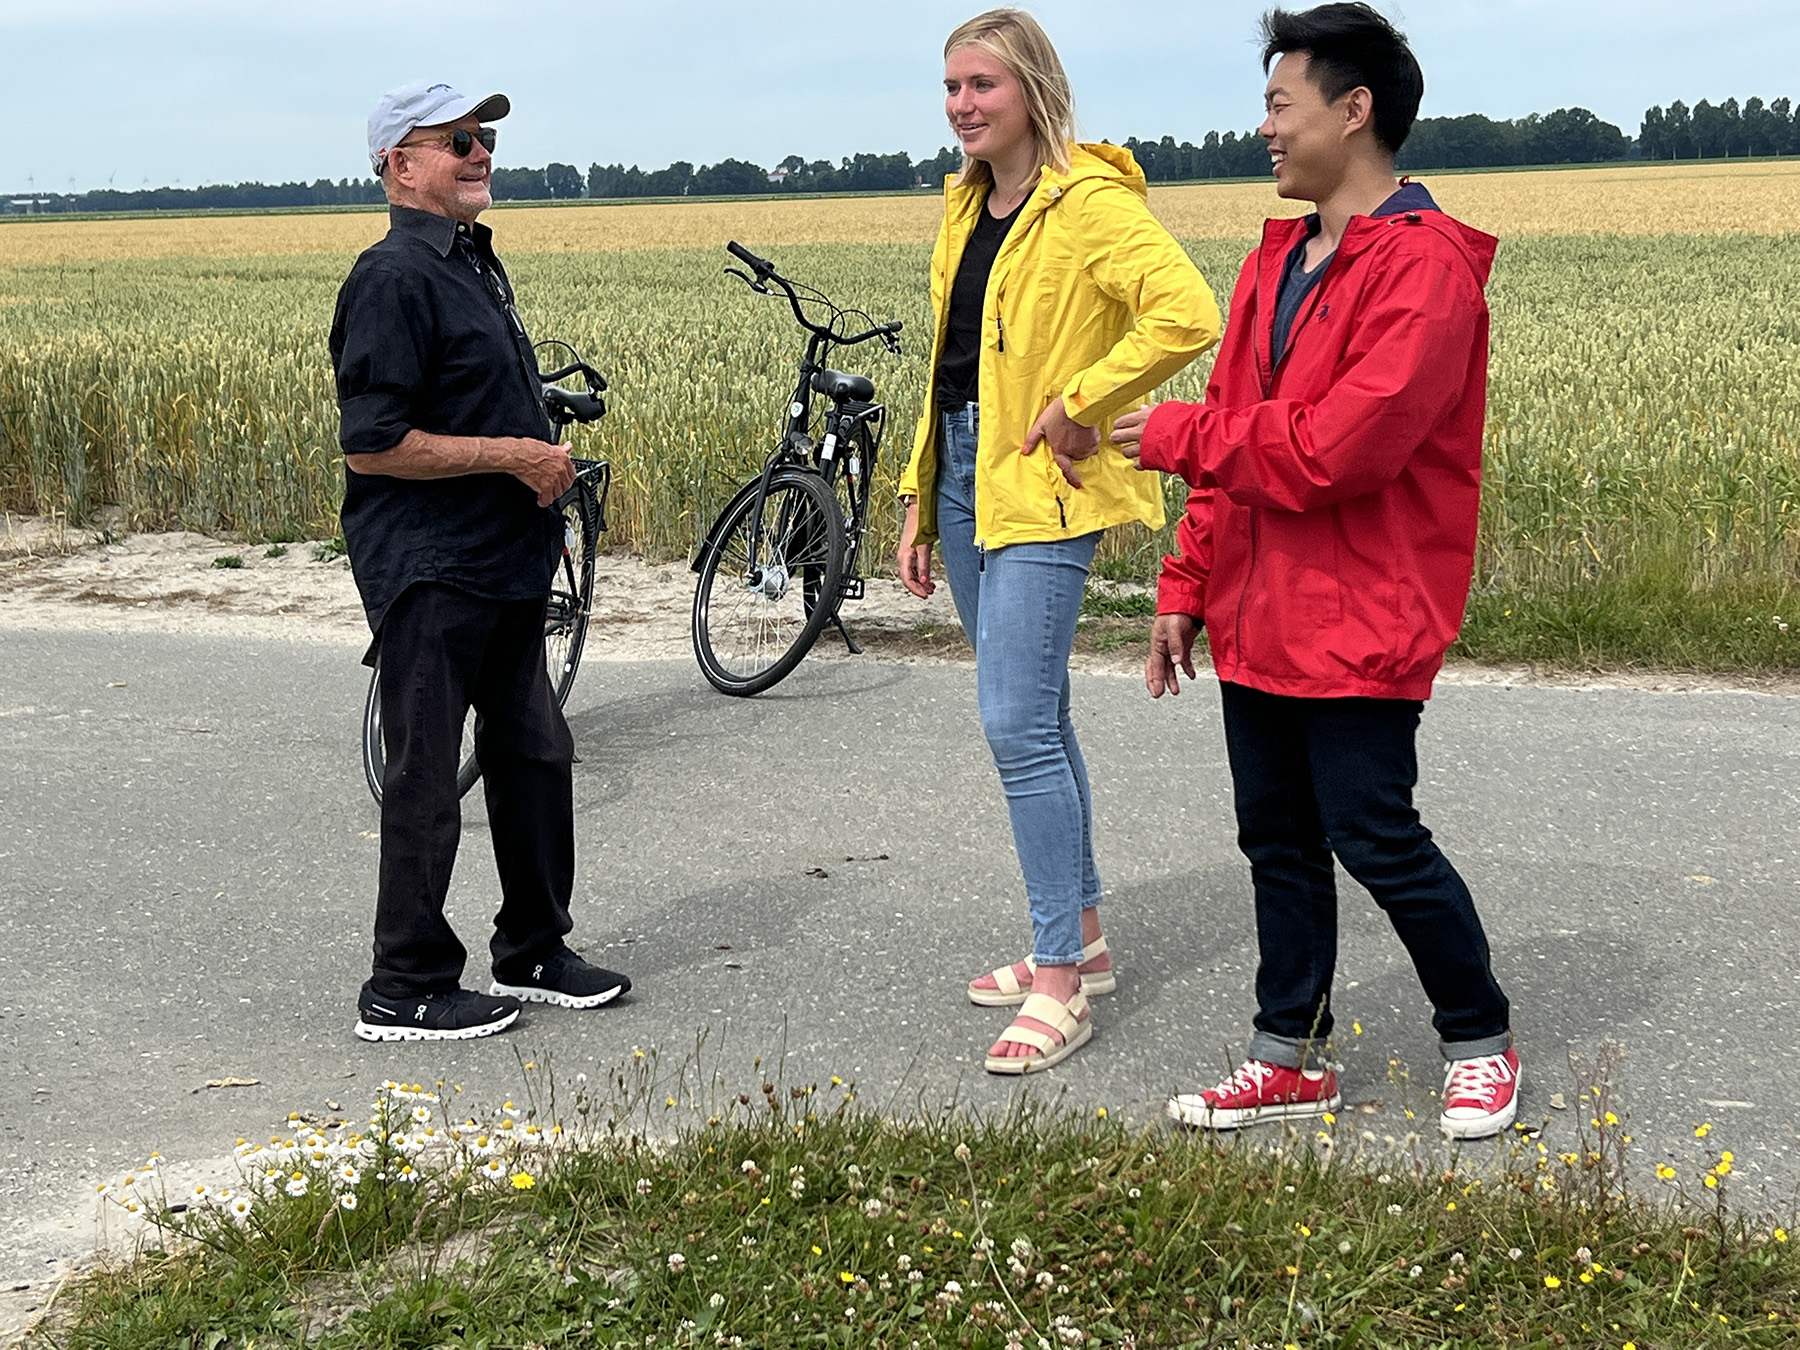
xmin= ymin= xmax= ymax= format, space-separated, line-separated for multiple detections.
xmin=414 ymin=92 xmax=511 ymax=132
xmin=468 ymin=93 xmax=510 ymax=123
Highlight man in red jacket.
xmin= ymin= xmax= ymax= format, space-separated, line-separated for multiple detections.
xmin=1114 ymin=2 xmax=1518 ymax=1140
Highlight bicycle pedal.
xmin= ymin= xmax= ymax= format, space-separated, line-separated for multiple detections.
xmin=838 ymin=577 xmax=865 ymax=601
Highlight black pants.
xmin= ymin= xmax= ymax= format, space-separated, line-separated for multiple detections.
xmin=1219 ymin=681 xmax=1511 ymax=1066
xmin=371 ymin=583 xmax=575 ymax=997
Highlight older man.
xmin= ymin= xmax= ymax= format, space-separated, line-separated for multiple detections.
xmin=330 ymin=81 xmax=629 ymax=1041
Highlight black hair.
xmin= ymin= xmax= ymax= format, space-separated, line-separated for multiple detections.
xmin=1260 ymin=4 xmax=1424 ymax=156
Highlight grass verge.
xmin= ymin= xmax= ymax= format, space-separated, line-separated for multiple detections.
xmin=1073 ymin=574 xmax=1800 ymax=678
xmin=26 ymin=1051 xmax=1800 ymax=1350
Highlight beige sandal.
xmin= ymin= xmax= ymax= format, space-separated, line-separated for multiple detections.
xmin=985 ymin=990 xmax=1092 ymax=1075
xmin=966 ymin=936 xmax=1117 ymax=1007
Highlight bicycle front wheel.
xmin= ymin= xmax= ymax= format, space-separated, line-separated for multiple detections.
xmin=546 ymin=488 xmax=599 ymax=703
xmin=692 ymin=468 xmax=845 ymax=696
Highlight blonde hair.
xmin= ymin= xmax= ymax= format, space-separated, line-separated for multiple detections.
xmin=944 ymin=8 xmax=1075 ymax=187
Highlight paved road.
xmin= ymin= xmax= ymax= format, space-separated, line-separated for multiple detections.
xmin=3 ymin=631 xmax=1798 ymax=1287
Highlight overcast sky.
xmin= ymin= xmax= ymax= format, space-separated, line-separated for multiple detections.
xmin=5 ymin=0 xmax=1797 ymax=193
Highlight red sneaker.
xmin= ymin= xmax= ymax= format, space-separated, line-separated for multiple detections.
xmin=1439 ymin=1047 xmax=1521 ymax=1140
xmin=1167 ymin=1059 xmax=1341 ymax=1131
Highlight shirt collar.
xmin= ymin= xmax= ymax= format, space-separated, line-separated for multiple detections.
xmin=387 ymin=204 xmax=492 ymax=258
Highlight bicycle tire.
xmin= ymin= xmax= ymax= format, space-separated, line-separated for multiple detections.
xmin=361 ymin=486 xmax=601 ymax=805
xmin=546 ymin=486 xmax=599 ymax=703
xmin=829 ymin=422 xmax=876 ymax=583
xmin=692 ymin=468 xmax=846 ymax=696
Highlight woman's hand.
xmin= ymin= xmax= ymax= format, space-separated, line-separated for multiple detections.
xmin=1110 ymin=405 xmax=1155 ymax=466
xmin=1022 ymin=397 xmax=1100 ymax=489
xmin=898 ymin=498 xmax=935 ymax=598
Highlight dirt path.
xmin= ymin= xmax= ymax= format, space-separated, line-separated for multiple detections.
xmin=3 ymin=516 xmax=1793 ymax=693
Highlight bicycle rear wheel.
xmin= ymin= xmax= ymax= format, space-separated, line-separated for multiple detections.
xmin=692 ymin=468 xmax=845 ymax=696
xmin=361 ymin=489 xmax=601 ymax=805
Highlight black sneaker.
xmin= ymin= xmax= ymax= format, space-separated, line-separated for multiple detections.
xmin=354 ymin=983 xmax=522 ymax=1042
xmin=490 ymin=948 xmax=631 ymax=1009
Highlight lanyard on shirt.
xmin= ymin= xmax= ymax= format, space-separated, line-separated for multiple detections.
xmin=455 ymin=233 xmax=550 ymax=431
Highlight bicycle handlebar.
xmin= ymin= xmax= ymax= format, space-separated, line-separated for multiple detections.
xmin=724 ymin=240 xmax=902 ymax=351
xmin=726 ymin=240 xmax=775 ymax=276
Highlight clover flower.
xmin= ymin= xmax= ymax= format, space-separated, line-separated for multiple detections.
xmin=668 ymin=1252 xmax=687 ymax=1273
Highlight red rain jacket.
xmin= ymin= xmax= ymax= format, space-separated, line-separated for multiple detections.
xmin=1140 ymin=189 xmax=1497 ymax=700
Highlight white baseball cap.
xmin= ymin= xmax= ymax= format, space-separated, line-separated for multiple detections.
xmin=368 ymin=81 xmax=510 ymax=175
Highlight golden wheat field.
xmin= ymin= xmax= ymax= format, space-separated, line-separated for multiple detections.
xmin=3 ymin=159 xmax=1795 ymax=270
xmin=1 ymin=159 xmax=1797 ymax=660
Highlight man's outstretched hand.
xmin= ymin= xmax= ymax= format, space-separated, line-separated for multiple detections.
xmin=1146 ymin=612 xmax=1200 ymax=698
xmin=1111 ymin=405 xmax=1154 ymax=465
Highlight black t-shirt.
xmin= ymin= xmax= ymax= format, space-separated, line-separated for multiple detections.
xmin=935 ymin=192 xmax=1025 ymax=410
xmin=329 ymin=205 xmax=562 ymax=635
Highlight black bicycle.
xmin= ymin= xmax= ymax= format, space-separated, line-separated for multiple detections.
xmin=360 ymin=346 xmax=612 ymax=805
xmin=690 ymin=242 xmax=902 ymax=696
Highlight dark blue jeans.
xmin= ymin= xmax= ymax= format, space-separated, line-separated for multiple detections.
xmin=1219 ymin=681 xmax=1511 ymax=1066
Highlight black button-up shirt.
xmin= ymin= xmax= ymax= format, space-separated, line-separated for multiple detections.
xmin=329 ymin=205 xmax=560 ymax=634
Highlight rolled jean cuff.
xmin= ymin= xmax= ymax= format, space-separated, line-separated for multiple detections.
xmin=1441 ymin=1031 xmax=1512 ymax=1062
xmin=1080 ymin=894 xmax=1103 ymax=912
xmin=1031 ymin=945 xmax=1087 ymax=968
xmin=1247 ymin=1030 xmax=1332 ymax=1072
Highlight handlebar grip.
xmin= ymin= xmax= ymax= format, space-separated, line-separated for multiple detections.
xmin=726 ymin=240 xmax=772 ymax=273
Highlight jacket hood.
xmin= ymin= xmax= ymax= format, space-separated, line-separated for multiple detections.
xmin=944 ymin=141 xmax=1148 ymax=219
xmin=1261 ymin=180 xmax=1497 ymax=290
xmin=1048 ymin=141 xmax=1148 ymax=197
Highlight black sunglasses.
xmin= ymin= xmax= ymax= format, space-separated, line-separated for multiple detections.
xmin=399 ymin=127 xmax=498 ymax=159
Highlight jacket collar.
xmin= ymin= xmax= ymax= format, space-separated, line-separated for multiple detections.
xmin=1256 ymin=179 xmax=1499 ymax=275
xmin=942 ymin=141 xmax=1149 ymax=235
xmin=388 ymin=203 xmax=492 ymax=258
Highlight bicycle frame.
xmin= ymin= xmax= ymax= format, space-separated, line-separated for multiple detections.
xmin=713 ymin=242 xmax=901 ymax=583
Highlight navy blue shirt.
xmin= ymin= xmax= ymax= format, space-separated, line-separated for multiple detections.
xmin=329 ymin=205 xmax=560 ymax=634
xmin=1271 ymin=181 xmax=1441 ymax=366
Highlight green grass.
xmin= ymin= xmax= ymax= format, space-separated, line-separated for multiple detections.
xmin=30 ymin=1054 xmax=1800 ymax=1350
xmin=1455 ymin=572 xmax=1800 ymax=673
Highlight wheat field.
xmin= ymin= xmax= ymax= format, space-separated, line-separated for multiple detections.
xmin=2 ymin=160 xmax=1797 ymax=655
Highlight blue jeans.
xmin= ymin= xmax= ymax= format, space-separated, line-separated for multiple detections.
xmin=1219 ymin=681 xmax=1512 ymax=1066
xmin=936 ymin=404 xmax=1102 ymax=967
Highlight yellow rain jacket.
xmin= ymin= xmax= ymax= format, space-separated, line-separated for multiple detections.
xmin=899 ymin=142 xmax=1221 ymax=548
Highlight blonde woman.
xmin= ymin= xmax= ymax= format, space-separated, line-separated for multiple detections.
xmin=897 ymin=8 xmax=1220 ymax=1074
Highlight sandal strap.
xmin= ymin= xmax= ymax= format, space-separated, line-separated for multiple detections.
xmin=1082 ymin=935 xmax=1108 ymax=963
xmin=987 ymin=962 xmax=1027 ymax=996
xmin=996 ymin=1025 xmax=1057 ymax=1054
xmin=1018 ymin=990 xmax=1087 ymax=1041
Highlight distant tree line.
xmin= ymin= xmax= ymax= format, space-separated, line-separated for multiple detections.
xmin=1639 ymin=97 xmax=1799 ymax=158
xmin=4 ymin=97 xmax=1792 ymax=214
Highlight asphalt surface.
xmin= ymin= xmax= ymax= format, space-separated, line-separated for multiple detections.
xmin=3 ymin=631 xmax=1798 ymax=1290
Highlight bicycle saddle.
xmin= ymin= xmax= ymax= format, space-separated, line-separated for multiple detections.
xmin=812 ymin=369 xmax=875 ymax=403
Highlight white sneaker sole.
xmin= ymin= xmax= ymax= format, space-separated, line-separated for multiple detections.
xmin=1439 ymin=1063 xmax=1522 ymax=1140
xmin=1167 ymin=1090 xmax=1342 ymax=1131
xmin=489 ymin=980 xmax=626 ymax=1010
xmin=353 ymin=1009 xmax=519 ymax=1042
